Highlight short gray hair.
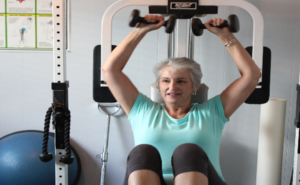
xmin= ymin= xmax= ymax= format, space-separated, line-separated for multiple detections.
xmin=153 ymin=57 xmax=203 ymax=90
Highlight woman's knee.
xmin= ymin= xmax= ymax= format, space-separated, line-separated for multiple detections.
xmin=125 ymin=144 xmax=164 ymax=185
xmin=130 ymin=144 xmax=158 ymax=153
xmin=127 ymin=144 xmax=161 ymax=164
xmin=128 ymin=144 xmax=159 ymax=156
xmin=173 ymin=143 xmax=207 ymax=159
xmin=172 ymin=143 xmax=209 ymax=169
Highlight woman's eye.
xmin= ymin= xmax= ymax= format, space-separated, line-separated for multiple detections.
xmin=162 ymin=80 xmax=169 ymax=83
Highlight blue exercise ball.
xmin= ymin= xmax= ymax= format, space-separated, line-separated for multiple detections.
xmin=0 ymin=130 xmax=81 ymax=185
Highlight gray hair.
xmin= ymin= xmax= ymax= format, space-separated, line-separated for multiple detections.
xmin=153 ymin=57 xmax=203 ymax=90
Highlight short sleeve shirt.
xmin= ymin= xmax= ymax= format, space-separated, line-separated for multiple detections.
xmin=128 ymin=92 xmax=229 ymax=180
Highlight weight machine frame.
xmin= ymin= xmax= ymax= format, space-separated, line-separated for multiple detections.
xmin=100 ymin=0 xmax=264 ymax=86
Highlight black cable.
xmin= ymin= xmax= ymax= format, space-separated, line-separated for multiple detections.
xmin=40 ymin=103 xmax=73 ymax=164
xmin=39 ymin=107 xmax=54 ymax=162
xmin=42 ymin=107 xmax=53 ymax=155
xmin=63 ymin=107 xmax=71 ymax=157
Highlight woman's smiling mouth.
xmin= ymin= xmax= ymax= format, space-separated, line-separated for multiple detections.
xmin=167 ymin=92 xmax=181 ymax=97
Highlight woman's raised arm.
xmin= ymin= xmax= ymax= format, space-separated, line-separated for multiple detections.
xmin=101 ymin=15 xmax=165 ymax=115
xmin=204 ymin=18 xmax=261 ymax=119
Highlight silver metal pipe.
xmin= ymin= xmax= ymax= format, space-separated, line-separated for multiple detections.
xmin=188 ymin=19 xmax=195 ymax=60
xmin=100 ymin=114 xmax=111 ymax=185
xmin=98 ymin=104 xmax=120 ymax=185
xmin=168 ymin=32 xmax=174 ymax=58
xmin=100 ymin=162 xmax=106 ymax=185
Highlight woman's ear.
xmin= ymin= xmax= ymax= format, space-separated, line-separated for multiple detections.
xmin=193 ymin=87 xmax=197 ymax=93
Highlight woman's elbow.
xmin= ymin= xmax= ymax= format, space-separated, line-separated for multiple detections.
xmin=253 ymin=68 xmax=262 ymax=82
xmin=246 ymin=67 xmax=261 ymax=82
xmin=249 ymin=70 xmax=261 ymax=89
xmin=243 ymin=69 xmax=261 ymax=89
xmin=101 ymin=60 xmax=114 ymax=74
xmin=101 ymin=65 xmax=108 ymax=74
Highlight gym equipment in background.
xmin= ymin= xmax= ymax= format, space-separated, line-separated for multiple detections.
xmin=93 ymin=45 xmax=117 ymax=103
xmin=93 ymin=44 xmax=121 ymax=185
xmin=40 ymin=102 xmax=74 ymax=164
xmin=291 ymin=74 xmax=300 ymax=185
xmin=98 ymin=105 xmax=121 ymax=185
xmin=94 ymin=44 xmax=121 ymax=185
xmin=245 ymin=47 xmax=271 ymax=104
xmin=0 ymin=130 xmax=81 ymax=185
xmin=39 ymin=0 xmax=78 ymax=184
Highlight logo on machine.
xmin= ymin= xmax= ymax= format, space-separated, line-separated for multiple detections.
xmin=170 ymin=2 xmax=197 ymax=10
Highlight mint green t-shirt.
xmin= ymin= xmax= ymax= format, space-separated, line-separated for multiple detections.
xmin=128 ymin=93 xmax=229 ymax=180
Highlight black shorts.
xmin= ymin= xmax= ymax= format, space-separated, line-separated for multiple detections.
xmin=123 ymin=143 xmax=227 ymax=185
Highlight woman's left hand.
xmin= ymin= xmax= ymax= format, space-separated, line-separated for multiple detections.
xmin=204 ymin=18 xmax=231 ymax=37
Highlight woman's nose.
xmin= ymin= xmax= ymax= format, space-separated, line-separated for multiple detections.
xmin=169 ymin=81 xmax=176 ymax=89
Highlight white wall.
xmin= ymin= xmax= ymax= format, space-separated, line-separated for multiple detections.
xmin=0 ymin=0 xmax=299 ymax=185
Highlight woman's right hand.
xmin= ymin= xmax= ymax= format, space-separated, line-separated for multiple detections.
xmin=136 ymin=15 xmax=165 ymax=33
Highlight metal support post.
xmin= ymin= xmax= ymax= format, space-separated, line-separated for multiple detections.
xmin=53 ymin=0 xmax=69 ymax=184
xmin=174 ymin=19 xmax=189 ymax=57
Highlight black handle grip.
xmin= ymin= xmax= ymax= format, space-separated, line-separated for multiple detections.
xmin=139 ymin=18 xmax=160 ymax=25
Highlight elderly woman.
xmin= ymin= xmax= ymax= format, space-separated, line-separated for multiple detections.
xmin=102 ymin=15 xmax=261 ymax=185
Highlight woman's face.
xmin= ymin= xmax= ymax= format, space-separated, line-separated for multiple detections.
xmin=159 ymin=66 xmax=195 ymax=107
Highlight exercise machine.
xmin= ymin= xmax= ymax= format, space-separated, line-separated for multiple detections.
xmin=94 ymin=0 xmax=271 ymax=184
xmin=98 ymin=0 xmax=270 ymax=103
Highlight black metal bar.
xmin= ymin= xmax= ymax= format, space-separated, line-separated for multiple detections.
xmin=245 ymin=47 xmax=271 ymax=104
xmin=93 ymin=45 xmax=117 ymax=103
xmin=168 ymin=0 xmax=198 ymax=18
xmin=295 ymin=84 xmax=300 ymax=128
xmin=149 ymin=5 xmax=218 ymax=18
xmin=52 ymin=82 xmax=69 ymax=149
